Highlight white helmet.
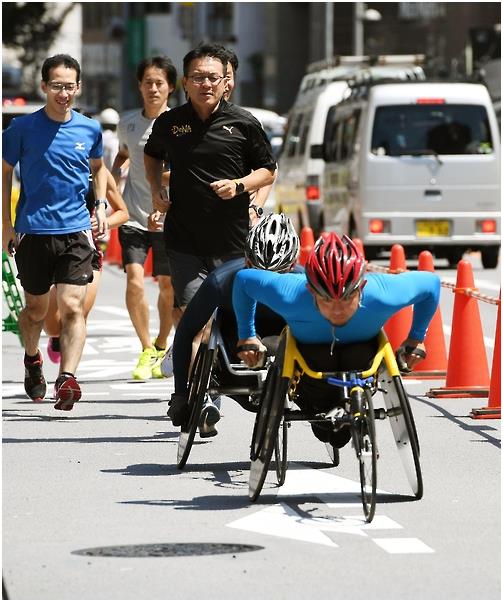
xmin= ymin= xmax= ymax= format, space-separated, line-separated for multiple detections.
xmin=97 ymin=107 xmax=119 ymax=125
xmin=245 ymin=213 xmax=300 ymax=272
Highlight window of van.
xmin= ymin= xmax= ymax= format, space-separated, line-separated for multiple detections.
xmin=298 ymin=111 xmax=312 ymax=156
xmin=371 ymin=104 xmax=493 ymax=156
xmin=323 ymin=107 xmax=361 ymax=162
xmin=284 ymin=112 xmax=303 ymax=157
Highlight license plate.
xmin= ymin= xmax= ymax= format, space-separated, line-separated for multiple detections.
xmin=416 ymin=220 xmax=450 ymax=237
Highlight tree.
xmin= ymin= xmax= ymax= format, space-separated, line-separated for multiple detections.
xmin=2 ymin=2 xmax=75 ymax=95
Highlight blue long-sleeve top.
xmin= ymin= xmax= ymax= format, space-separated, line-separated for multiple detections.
xmin=232 ymin=269 xmax=440 ymax=344
xmin=173 ymin=258 xmax=304 ymax=395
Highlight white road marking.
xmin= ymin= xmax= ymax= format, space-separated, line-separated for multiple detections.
xmin=228 ymin=464 xmax=433 ymax=553
xmin=373 ymin=538 xmax=434 ymax=554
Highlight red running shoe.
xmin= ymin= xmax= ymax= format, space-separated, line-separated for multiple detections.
xmin=47 ymin=337 xmax=61 ymax=364
xmin=24 ymin=351 xmax=46 ymax=401
xmin=54 ymin=373 xmax=81 ymax=411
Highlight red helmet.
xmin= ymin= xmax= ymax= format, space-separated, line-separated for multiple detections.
xmin=305 ymin=233 xmax=366 ymax=300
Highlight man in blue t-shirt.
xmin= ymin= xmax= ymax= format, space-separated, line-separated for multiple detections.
xmin=2 ymin=54 xmax=108 ymax=411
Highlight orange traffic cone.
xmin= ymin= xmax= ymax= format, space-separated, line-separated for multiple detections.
xmin=384 ymin=245 xmax=412 ymax=351
xmin=353 ymin=238 xmax=366 ymax=261
xmin=428 ymin=260 xmax=490 ymax=398
xmin=470 ymin=292 xmax=501 ymax=418
xmin=144 ymin=248 xmax=153 ymax=278
xmin=407 ymin=251 xmax=447 ymax=379
xmin=298 ymin=226 xmax=315 ymax=266
xmin=104 ymin=228 xmax=122 ymax=266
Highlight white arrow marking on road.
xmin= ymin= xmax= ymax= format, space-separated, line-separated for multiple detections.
xmin=275 ymin=461 xmax=388 ymax=508
xmin=228 ymin=464 xmax=434 ymax=553
xmin=373 ymin=538 xmax=434 ymax=554
xmin=228 ymin=502 xmax=338 ymax=547
xmin=227 ymin=502 xmax=402 ymax=548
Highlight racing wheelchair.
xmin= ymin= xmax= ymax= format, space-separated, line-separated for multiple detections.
xmin=248 ymin=327 xmax=422 ymax=523
xmin=177 ymin=306 xmax=288 ymax=483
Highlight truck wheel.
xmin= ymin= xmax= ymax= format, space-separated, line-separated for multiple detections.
xmin=481 ymin=246 xmax=500 ymax=269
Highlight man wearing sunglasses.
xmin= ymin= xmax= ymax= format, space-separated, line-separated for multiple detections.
xmin=2 ymin=54 xmax=108 ymax=411
xmin=233 ymin=233 xmax=440 ymax=460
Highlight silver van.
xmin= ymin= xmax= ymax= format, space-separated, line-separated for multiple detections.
xmin=321 ymin=81 xmax=501 ymax=268
xmin=275 ymin=55 xmax=425 ymax=235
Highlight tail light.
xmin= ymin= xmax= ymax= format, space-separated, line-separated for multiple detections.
xmin=306 ymin=185 xmax=320 ymax=200
xmin=477 ymin=219 xmax=497 ymax=234
xmin=369 ymin=219 xmax=390 ymax=234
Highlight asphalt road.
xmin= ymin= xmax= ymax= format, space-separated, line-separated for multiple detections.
xmin=2 ymin=252 xmax=501 ymax=600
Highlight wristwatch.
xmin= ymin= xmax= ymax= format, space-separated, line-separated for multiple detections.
xmin=234 ymin=180 xmax=245 ymax=195
xmin=95 ymin=199 xmax=108 ymax=210
xmin=249 ymin=204 xmax=264 ymax=217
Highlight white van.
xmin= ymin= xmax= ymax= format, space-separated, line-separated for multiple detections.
xmin=321 ymin=81 xmax=501 ymax=268
xmin=275 ymin=55 xmax=425 ymax=235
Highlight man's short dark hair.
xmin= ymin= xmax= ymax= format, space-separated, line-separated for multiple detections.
xmin=183 ymin=43 xmax=228 ymax=77
xmin=41 ymin=54 xmax=81 ymax=83
xmin=136 ymin=56 xmax=178 ymax=88
xmin=225 ymin=48 xmax=238 ymax=73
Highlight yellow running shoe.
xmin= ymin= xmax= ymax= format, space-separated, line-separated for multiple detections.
xmin=152 ymin=346 xmax=168 ymax=379
xmin=132 ymin=347 xmax=158 ymax=380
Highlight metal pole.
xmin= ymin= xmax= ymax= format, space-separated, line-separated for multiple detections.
xmin=325 ymin=2 xmax=333 ymax=60
xmin=353 ymin=2 xmax=364 ymax=56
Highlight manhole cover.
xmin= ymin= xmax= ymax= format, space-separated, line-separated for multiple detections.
xmin=73 ymin=543 xmax=263 ymax=557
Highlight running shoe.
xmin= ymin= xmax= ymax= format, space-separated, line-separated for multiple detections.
xmin=53 ymin=373 xmax=81 ymax=411
xmin=167 ymin=393 xmax=189 ymax=426
xmin=160 ymin=345 xmax=174 ymax=378
xmin=152 ymin=346 xmax=168 ymax=379
xmin=132 ymin=347 xmax=158 ymax=380
xmin=24 ymin=351 xmax=47 ymax=401
xmin=47 ymin=337 xmax=61 ymax=364
xmin=199 ymin=396 xmax=221 ymax=438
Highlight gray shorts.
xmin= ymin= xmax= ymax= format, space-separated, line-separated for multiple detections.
xmin=167 ymin=248 xmax=243 ymax=307
xmin=118 ymin=225 xmax=170 ymax=277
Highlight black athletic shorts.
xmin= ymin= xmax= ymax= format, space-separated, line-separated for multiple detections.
xmin=166 ymin=248 xmax=243 ymax=308
xmin=14 ymin=231 xmax=95 ymax=296
xmin=118 ymin=225 xmax=170 ymax=277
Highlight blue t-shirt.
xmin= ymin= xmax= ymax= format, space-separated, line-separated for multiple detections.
xmin=2 ymin=108 xmax=103 ymax=234
xmin=232 ymin=269 xmax=440 ymax=344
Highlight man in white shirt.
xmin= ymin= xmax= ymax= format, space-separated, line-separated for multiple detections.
xmin=111 ymin=57 xmax=177 ymax=380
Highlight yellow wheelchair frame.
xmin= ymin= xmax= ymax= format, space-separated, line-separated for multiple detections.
xmin=249 ymin=327 xmax=422 ymax=522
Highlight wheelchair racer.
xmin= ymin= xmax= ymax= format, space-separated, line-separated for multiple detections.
xmin=167 ymin=213 xmax=301 ymax=436
xmin=233 ymin=233 xmax=440 ymax=456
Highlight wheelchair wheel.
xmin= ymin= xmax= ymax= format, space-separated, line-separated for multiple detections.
xmin=249 ymin=338 xmax=288 ymax=501
xmin=352 ymin=388 xmax=377 ymax=522
xmin=380 ymin=369 xmax=423 ymax=499
xmin=177 ymin=343 xmax=214 ymax=469
xmin=274 ymin=419 xmax=288 ymax=486
xmin=393 ymin=375 xmax=423 ymax=499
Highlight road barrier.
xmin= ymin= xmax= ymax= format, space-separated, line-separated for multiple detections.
xmin=104 ymin=228 xmax=122 ymax=266
xmin=366 ymin=245 xmax=499 ymax=417
xmin=470 ymin=294 xmax=501 ymax=419
xmin=2 ymin=250 xmax=23 ymax=343
xmin=383 ymin=244 xmax=413 ymax=350
xmin=298 ymin=226 xmax=315 ymax=266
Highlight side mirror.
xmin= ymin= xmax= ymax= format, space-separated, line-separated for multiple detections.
xmin=310 ymin=144 xmax=324 ymax=159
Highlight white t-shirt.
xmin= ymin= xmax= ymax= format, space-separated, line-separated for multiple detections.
xmin=117 ymin=108 xmax=168 ymax=230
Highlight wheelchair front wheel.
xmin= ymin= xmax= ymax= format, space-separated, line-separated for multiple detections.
xmin=352 ymin=388 xmax=377 ymax=523
xmin=177 ymin=343 xmax=214 ymax=469
xmin=274 ymin=419 xmax=288 ymax=486
xmin=249 ymin=361 xmax=289 ymax=501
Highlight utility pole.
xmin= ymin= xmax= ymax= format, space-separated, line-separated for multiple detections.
xmin=325 ymin=2 xmax=333 ymax=60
